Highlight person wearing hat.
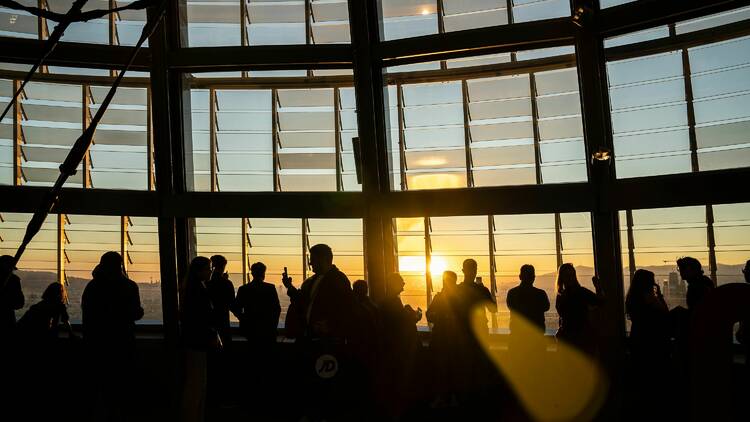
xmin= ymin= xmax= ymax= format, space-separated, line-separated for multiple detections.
xmin=0 ymin=255 xmax=24 ymax=336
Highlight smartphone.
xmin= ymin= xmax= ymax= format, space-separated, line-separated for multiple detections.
xmin=475 ymin=276 xmax=483 ymax=284
xmin=283 ymin=266 xmax=288 ymax=279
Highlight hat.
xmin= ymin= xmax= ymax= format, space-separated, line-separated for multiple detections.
xmin=0 ymin=255 xmax=18 ymax=270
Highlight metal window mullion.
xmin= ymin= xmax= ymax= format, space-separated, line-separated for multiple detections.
xmin=12 ymin=80 xmax=23 ymax=186
xmin=82 ymin=84 xmax=92 ymax=188
xmin=209 ymin=88 xmax=218 ymax=192
xmin=674 ymin=22 xmax=699 ymax=173
xmin=302 ymin=218 xmax=309 ymax=280
xmin=306 ymin=0 xmax=314 ymax=76
xmin=706 ymin=205 xmax=718 ymax=285
xmin=242 ymin=217 xmax=248 ymax=284
xmin=554 ymin=212 xmax=563 ymax=269
xmin=57 ymin=213 xmax=65 ymax=287
xmin=334 ymin=87 xmax=343 ymax=191
xmin=241 ymin=0 xmax=249 ymax=78
xmin=424 ymin=216 xmax=433 ymax=306
xmin=437 ymin=0 xmax=446 ymax=70
xmin=272 ymin=89 xmax=280 ymax=191
xmin=121 ymin=215 xmax=129 ymax=272
xmin=625 ymin=209 xmax=636 ymax=281
xmin=397 ymin=84 xmax=408 ymax=191
xmin=506 ymin=0 xmax=516 ymax=62
xmin=488 ymin=214 xmax=498 ymax=331
xmin=530 ymin=73 xmax=543 ymax=185
xmin=146 ymin=86 xmax=154 ymax=190
xmin=461 ymin=79 xmax=474 ymax=187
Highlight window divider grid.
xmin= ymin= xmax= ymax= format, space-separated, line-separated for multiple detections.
xmin=530 ymin=73 xmax=543 ymax=185
xmin=461 ymin=79 xmax=474 ymax=188
xmin=424 ymin=216 xmax=433 ymax=306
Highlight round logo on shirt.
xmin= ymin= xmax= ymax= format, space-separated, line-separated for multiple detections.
xmin=315 ymin=354 xmax=338 ymax=379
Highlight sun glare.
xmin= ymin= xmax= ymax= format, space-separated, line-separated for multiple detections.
xmin=398 ymin=255 xmax=449 ymax=277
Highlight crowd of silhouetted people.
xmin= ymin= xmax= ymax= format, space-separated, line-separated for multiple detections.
xmin=1 ymin=247 xmax=749 ymax=421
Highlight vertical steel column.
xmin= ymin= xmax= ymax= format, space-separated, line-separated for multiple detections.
xmin=530 ymin=74 xmax=543 ymax=184
xmin=109 ymin=0 xmax=118 ymax=46
xmin=272 ymin=89 xmax=280 ymax=191
xmin=81 ymin=85 xmax=92 ymax=188
xmin=706 ymin=205 xmax=718 ymax=285
xmin=573 ymin=0 xmax=625 ymax=400
xmin=209 ymin=88 xmax=217 ymax=192
xmin=148 ymin=0 xmax=194 ymax=342
xmin=37 ymin=0 xmax=49 ymax=73
xmin=12 ymin=80 xmax=23 ymax=186
xmin=488 ymin=215 xmax=498 ymax=330
xmin=334 ymin=87 xmax=343 ymax=191
xmin=461 ymin=80 xmax=474 ymax=187
xmin=625 ymin=209 xmax=636 ymax=280
xmin=348 ymin=0 xmax=395 ymax=301
xmin=424 ymin=216 xmax=433 ymax=306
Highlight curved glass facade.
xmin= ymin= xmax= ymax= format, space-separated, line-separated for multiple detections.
xmin=1 ymin=0 xmax=748 ymax=335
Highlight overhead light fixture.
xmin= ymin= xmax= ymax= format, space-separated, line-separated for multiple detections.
xmin=10 ymin=15 xmax=18 ymax=25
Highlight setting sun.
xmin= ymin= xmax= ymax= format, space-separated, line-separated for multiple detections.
xmin=398 ymin=255 xmax=449 ymax=276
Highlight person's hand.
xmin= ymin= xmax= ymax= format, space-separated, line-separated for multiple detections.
xmin=416 ymin=307 xmax=423 ymax=322
xmin=282 ymin=274 xmax=293 ymax=289
xmin=592 ymin=275 xmax=601 ymax=291
xmin=222 ymin=272 xmax=229 ymax=280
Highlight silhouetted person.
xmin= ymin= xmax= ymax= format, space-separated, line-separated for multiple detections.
xmin=0 ymin=255 xmax=24 ymax=336
xmin=507 ymin=264 xmax=550 ymax=334
xmin=624 ymin=269 xmax=670 ymax=419
xmin=281 ymin=244 xmax=355 ymax=419
xmin=350 ymin=279 xmax=380 ymax=411
xmin=458 ymin=258 xmax=497 ymax=331
xmin=282 ymin=244 xmax=353 ymax=341
xmin=81 ymin=251 xmax=144 ymax=421
xmin=231 ymin=262 xmax=280 ymax=345
xmin=736 ymin=260 xmax=750 ymax=345
xmin=180 ymin=256 xmax=221 ymax=422
xmin=207 ymin=255 xmax=235 ymax=347
xmin=16 ymin=282 xmax=73 ymax=420
xmin=426 ymin=271 xmax=462 ymax=406
xmin=17 ymin=282 xmax=73 ymax=342
xmin=677 ymin=256 xmax=715 ymax=311
xmin=555 ymin=263 xmax=603 ymax=356
xmin=378 ymin=273 xmax=421 ymax=418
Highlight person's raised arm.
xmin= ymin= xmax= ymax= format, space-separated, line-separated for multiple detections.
xmin=230 ymin=288 xmax=243 ymax=320
xmin=542 ymin=291 xmax=551 ymax=313
xmin=131 ymin=282 xmax=145 ymax=321
xmin=271 ymin=286 xmax=281 ymax=327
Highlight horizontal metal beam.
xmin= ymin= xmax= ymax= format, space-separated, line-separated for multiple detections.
xmin=605 ymin=17 xmax=750 ymax=61
xmin=610 ymin=168 xmax=750 ymax=211
xmin=599 ymin=0 xmax=750 ymax=38
xmin=187 ymin=75 xmax=353 ymax=90
xmin=376 ymin=183 xmax=595 ymax=217
xmin=0 ymin=36 xmax=151 ymax=72
xmin=165 ymin=192 xmax=366 ymax=218
xmin=167 ymin=45 xmax=353 ymax=72
xmin=0 ymin=186 xmax=159 ymax=216
xmin=0 ymin=69 xmax=150 ymax=88
xmin=377 ymin=18 xmax=577 ymax=68
xmin=386 ymin=54 xmax=577 ymax=85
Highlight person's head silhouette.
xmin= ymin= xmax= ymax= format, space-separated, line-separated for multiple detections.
xmin=187 ymin=256 xmax=212 ymax=284
xmin=676 ymin=256 xmax=703 ymax=281
xmin=442 ymin=271 xmax=457 ymax=291
xmin=556 ymin=263 xmax=579 ymax=294
xmin=250 ymin=262 xmax=266 ymax=281
xmin=353 ymin=279 xmax=368 ymax=298
xmin=0 ymin=255 xmax=17 ymax=275
xmin=626 ymin=269 xmax=657 ymax=315
xmin=462 ymin=258 xmax=478 ymax=283
xmin=309 ymin=244 xmax=333 ymax=275
xmin=41 ymin=282 xmax=65 ymax=304
xmin=94 ymin=251 xmax=126 ymax=280
xmin=520 ymin=264 xmax=535 ymax=285
xmin=386 ymin=273 xmax=405 ymax=298
xmin=210 ymin=255 xmax=227 ymax=279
